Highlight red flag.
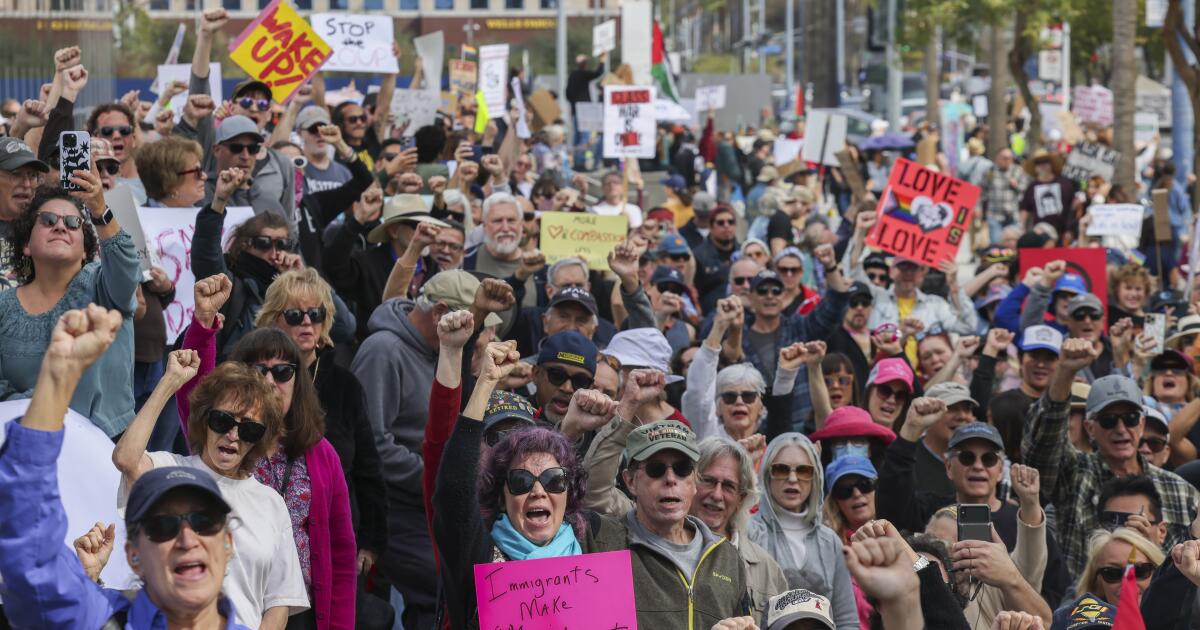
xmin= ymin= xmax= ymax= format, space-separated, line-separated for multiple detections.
xmin=1113 ymin=558 xmax=1146 ymax=630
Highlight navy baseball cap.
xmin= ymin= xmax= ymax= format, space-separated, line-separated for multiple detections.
xmin=537 ymin=331 xmax=598 ymax=374
xmin=548 ymin=286 xmax=598 ymax=316
xmin=1050 ymin=593 xmax=1113 ymax=630
xmin=848 ymin=281 xmax=873 ymax=302
xmin=125 ymin=466 xmax=232 ymax=526
xmin=483 ymin=390 xmax=537 ymax=433
xmin=947 ymin=422 xmax=1005 ymax=451
xmin=661 ymin=174 xmax=688 ymax=191
xmin=751 ymin=269 xmax=784 ymax=290
xmin=657 ymin=233 xmax=690 ymax=256
xmin=651 ymin=266 xmax=687 ymax=291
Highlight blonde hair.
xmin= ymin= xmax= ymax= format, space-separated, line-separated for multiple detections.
xmin=255 ymin=268 xmax=336 ymax=350
xmin=1076 ymin=528 xmax=1165 ymax=599
xmin=134 ymin=136 xmax=204 ymax=201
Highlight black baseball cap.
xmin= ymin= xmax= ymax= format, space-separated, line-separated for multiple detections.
xmin=548 ymin=286 xmax=598 ymax=316
xmin=483 ymin=390 xmax=537 ymax=433
xmin=125 ymin=466 xmax=232 ymax=526
xmin=650 ymin=266 xmax=687 ymax=292
xmin=848 ymin=281 xmax=873 ymax=302
xmin=751 ymin=269 xmax=784 ymax=290
xmin=863 ymin=253 xmax=890 ymax=271
xmin=0 ymin=137 xmax=49 ymax=173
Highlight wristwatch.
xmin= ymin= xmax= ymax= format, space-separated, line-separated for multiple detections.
xmin=912 ymin=555 xmax=930 ymax=573
xmin=92 ymin=205 xmax=115 ymax=226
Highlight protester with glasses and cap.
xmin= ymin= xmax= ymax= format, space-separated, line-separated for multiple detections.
xmin=195 ymin=113 xmax=296 ymax=218
xmin=530 ymin=330 xmax=599 ymax=433
xmin=694 ymin=205 xmax=741 ymax=314
xmin=1011 ymin=261 xmax=1087 ymax=335
xmin=603 ymin=327 xmax=692 ymax=426
xmin=820 ymin=456 xmax=879 ymax=626
xmin=647 ymin=265 xmax=699 ymax=351
xmin=0 ymin=136 xmax=50 ymax=290
xmin=1023 ymin=338 xmax=1199 ymax=584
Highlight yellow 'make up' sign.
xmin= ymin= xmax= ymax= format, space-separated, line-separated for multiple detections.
xmin=228 ymin=0 xmax=333 ymax=103
xmin=539 ymin=211 xmax=628 ymax=272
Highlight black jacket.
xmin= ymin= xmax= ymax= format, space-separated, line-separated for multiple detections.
xmin=693 ymin=238 xmax=737 ymax=314
xmin=192 ymin=204 xmax=271 ymax=358
xmin=296 ymin=156 xmax=374 ymax=270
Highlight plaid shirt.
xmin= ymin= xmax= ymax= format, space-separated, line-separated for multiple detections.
xmin=1022 ymin=394 xmax=1198 ymax=584
xmin=980 ymin=165 xmax=1028 ymax=224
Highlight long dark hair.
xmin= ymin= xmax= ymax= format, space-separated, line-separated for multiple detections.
xmin=11 ymin=186 xmax=99 ymax=285
xmin=478 ymin=426 xmax=589 ymax=538
xmin=228 ymin=328 xmax=325 ymax=458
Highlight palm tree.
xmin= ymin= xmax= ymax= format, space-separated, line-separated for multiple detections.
xmin=1110 ymin=0 xmax=1136 ymax=191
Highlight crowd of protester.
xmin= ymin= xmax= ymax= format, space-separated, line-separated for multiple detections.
xmin=4 ymin=11 xmax=1200 ymax=630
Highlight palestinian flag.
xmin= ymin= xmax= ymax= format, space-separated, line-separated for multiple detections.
xmin=651 ymin=21 xmax=679 ymax=103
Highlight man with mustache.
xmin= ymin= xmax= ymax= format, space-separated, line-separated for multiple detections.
xmin=463 ymin=192 xmax=542 ymax=314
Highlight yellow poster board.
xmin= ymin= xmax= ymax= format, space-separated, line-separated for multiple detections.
xmin=539 ymin=212 xmax=628 ymax=272
xmin=228 ymin=0 xmax=333 ymax=103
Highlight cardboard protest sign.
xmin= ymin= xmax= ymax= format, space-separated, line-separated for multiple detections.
xmin=803 ymin=110 xmax=848 ymax=167
xmin=593 ymin=19 xmax=616 ymax=56
xmin=310 ymin=14 xmax=398 ymax=74
xmin=865 ymin=157 xmax=978 ymax=267
xmin=1153 ymin=188 xmax=1172 ymax=242
xmin=154 ymin=63 xmax=222 ymax=122
xmin=228 ymin=0 xmax=332 ymax=103
xmin=603 ymin=85 xmax=656 ymax=159
xmin=540 ymin=211 xmax=628 ymax=271
xmin=414 ymin=31 xmax=445 ymax=91
xmin=390 ymin=89 xmax=442 ymax=136
xmin=1086 ymin=204 xmax=1144 ymax=238
xmin=527 ymin=89 xmax=562 ymax=131
xmin=1063 ymin=142 xmax=1120 ymax=181
xmin=575 ymin=102 xmax=604 ymax=132
xmin=1019 ymin=247 xmax=1108 ymax=324
xmin=1072 ymin=85 xmax=1114 ymax=127
xmin=138 ymin=206 xmax=255 ymax=343
xmin=511 ymin=78 xmax=531 ymax=139
xmin=104 ymin=184 xmax=153 ymax=275
xmin=835 ymin=149 xmax=867 ymax=201
xmin=695 ymin=85 xmax=726 ymax=111
xmin=479 ymin=44 xmax=509 ymax=119
xmin=474 ymin=550 xmax=637 ymax=630
xmin=449 ymin=59 xmax=477 ymax=95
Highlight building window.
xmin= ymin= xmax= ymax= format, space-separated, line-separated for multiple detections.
xmin=327 ymin=0 xmax=348 ymax=8
xmin=539 ymin=0 xmax=555 ymax=8
xmin=95 ymin=0 xmax=109 ymax=11
xmin=292 ymin=0 xmax=310 ymax=7
xmin=363 ymin=0 xmax=382 ymax=8
xmin=143 ymin=0 xmax=166 ymax=10
xmin=434 ymin=0 xmax=453 ymax=9
xmin=505 ymin=0 xmax=521 ymax=7
xmin=470 ymin=0 xmax=486 ymax=7
xmin=399 ymin=0 xmax=416 ymax=8
xmin=221 ymin=0 xmax=239 ymax=11
xmin=186 ymin=0 xmax=198 ymax=9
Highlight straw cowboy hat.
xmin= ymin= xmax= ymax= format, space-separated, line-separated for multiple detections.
xmin=1023 ymin=148 xmax=1065 ymax=177
xmin=367 ymin=194 xmax=449 ymax=244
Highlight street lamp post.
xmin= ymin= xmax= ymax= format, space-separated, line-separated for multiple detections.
xmin=463 ymin=19 xmax=480 ymax=48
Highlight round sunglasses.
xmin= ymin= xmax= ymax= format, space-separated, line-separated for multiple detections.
xmin=953 ymin=450 xmax=1001 ymax=468
xmin=506 ymin=467 xmax=568 ymax=495
xmin=37 ymin=212 xmax=84 ymax=231
xmin=253 ymin=362 xmax=297 ymax=383
xmin=206 ymin=408 xmax=267 ymax=443
xmin=282 ymin=306 xmax=327 ymax=326
xmin=769 ymin=463 xmax=815 ymax=481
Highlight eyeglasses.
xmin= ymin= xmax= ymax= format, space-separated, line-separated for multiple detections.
xmin=954 ymin=450 xmax=1001 ymax=468
xmin=714 ymin=219 xmax=736 ymax=227
xmin=641 ymin=459 xmax=695 ymax=479
xmin=345 ymin=114 xmax=368 ymax=125
xmin=1071 ymin=309 xmax=1103 ymax=322
xmin=867 ymin=272 xmax=888 ymax=283
xmin=824 ymin=375 xmax=853 ymax=387
xmin=1154 ymin=367 xmax=1188 ymax=376
xmin=205 ymin=409 xmax=267 ymax=443
xmin=1094 ymin=410 xmax=1141 ymax=430
xmin=668 ymin=253 xmax=690 ymax=262
xmin=732 ymin=276 xmax=754 ymax=286
xmin=137 ymin=510 xmax=226 ymax=543
xmin=3 ymin=170 xmax=42 ymax=184
xmin=873 ymin=385 xmax=909 ymax=402
xmin=506 ymin=467 xmax=569 ymax=495
xmin=1096 ymin=563 xmax=1156 ymax=584
xmin=98 ymin=161 xmax=121 ymax=176
xmin=381 ymin=152 xmax=401 ymax=162
xmin=432 ymin=240 xmax=463 ymax=252
xmin=282 ymin=306 xmax=327 ymax=326
xmin=253 ymin=362 xmax=297 ymax=383
xmin=777 ymin=265 xmax=803 ymax=276
xmin=755 ymin=285 xmax=784 ymax=297
xmin=249 ymin=236 xmax=293 ymax=252
xmin=304 ymin=124 xmax=325 ymax=135
xmin=37 ymin=212 xmax=83 ymax=231
xmin=98 ymin=125 xmax=133 ymax=138
xmin=176 ymin=166 xmax=205 ymax=178
xmin=544 ymin=366 xmax=593 ymax=390
xmin=849 ymin=298 xmax=872 ymax=308
xmin=656 ymin=283 xmax=686 ymax=295
xmin=831 ymin=477 xmax=876 ymax=499
xmin=769 ymin=463 xmax=815 ymax=481
xmin=236 ymin=97 xmax=271 ymax=112
xmin=719 ymin=390 xmax=759 ymax=404
xmin=698 ymin=474 xmax=742 ymax=496
xmin=1140 ymin=436 xmax=1168 ymax=453
xmin=222 ymin=141 xmax=262 ymax=156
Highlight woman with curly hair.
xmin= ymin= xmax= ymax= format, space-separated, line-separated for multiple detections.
xmin=1108 ymin=262 xmax=1154 ymax=328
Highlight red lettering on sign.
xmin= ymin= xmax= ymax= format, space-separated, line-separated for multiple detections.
xmin=610 ymin=90 xmax=650 ymax=105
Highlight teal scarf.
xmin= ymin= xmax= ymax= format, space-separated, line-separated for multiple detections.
xmin=490 ymin=514 xmax=581 ymax=561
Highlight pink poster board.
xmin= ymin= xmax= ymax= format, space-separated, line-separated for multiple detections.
xmin=474 ymin=550 xmax=638 ymax=629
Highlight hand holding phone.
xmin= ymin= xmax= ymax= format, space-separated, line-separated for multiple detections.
xmin=59 ymin=131 xmax=92 ymax=192
xmin=956 ymin=504 xmax=992 ymax=542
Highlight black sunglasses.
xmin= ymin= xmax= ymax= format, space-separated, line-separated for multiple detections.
xmin=282 ymin=306 xmax=327 ymax=326
xmin=237 ymin=97 xmax=271 ymax=112
xmin=719 ymin=390 xmax=759 ymax=404
xmin=138 ymin=510 xmax=226 ymax=543
xmin=506 ymin=467 xmax=569 ymax=495
xmin=954 ymin=450 xmax=1001 ymax=468
xmin=98 ymin=161 xmax=121 ymax=176
xmin=732 ymin=276 xmax=754 ymax=286
xmin=1071 ymin=309 xmax=1103 ymax=322
xmin=37 ymin=212 xmax=83 ymax=230
xmin=544 ymin=366 xmax=593 ymax=390
xmin=656 ymin=283 xmax=686 ymax=295
xmin=223 ymin=141 xmax=262 ymax=156
xmin=249 ymin=235 xmax=293 ymax=252
xmin=777 ymin=265 xmax=803 ymax=276
xmin=1140 ymin=436 xmax=1168 ymax=453
xmin=305 ymin=124 xmax=325 ymax=135
xmin=1096 ymin=563 xmax=1156 ymax=584
xmin=874 ymin=385 xmax=909 ymax=401
xmin=755 ymin=285 xmax=784 ymax=296
xmin=1095 ymin=410 xmax=1142 ymax=430
xmin=867 ymin=272 xmax=888 ymax=282
xmin=253 ymin=362 xmax=297 ymax=383
xmin=713 ymin=218 xmax=736 ymax=227
xmin=344 ymin=114 xmax=368 ymax=124
xmin=206 ymin=409 xmax=267 ymax=443
xmin=523 ymin=212 xmax=538 ymax=221
xmin=99 ymin=125 xmax=133 ymax=138
xmin=849 ymin=298 xmax=872 ymax=308
xmin=667 ymin=253 xmax=690 ymax=262
xmin=642 ymin=459 xmax=695 ymax=479
xmin=831 ymin=477 xmax=877 ymax=499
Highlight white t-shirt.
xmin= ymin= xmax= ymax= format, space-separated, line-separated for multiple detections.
xmin=591 ymin=201 xmax=644 ymax=228
xmin=125 ymin=452 xmax=310 ymax=627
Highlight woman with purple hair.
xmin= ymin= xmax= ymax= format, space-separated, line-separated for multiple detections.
xmin=433 ymin=340 xmax=626 ymax=630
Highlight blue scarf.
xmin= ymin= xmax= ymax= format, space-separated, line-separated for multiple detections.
xmin=490 ymin=514 xmax=581 ymax=561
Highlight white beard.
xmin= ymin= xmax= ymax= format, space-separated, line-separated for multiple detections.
xmin=487 ymin=233 xmax=520 ymax=256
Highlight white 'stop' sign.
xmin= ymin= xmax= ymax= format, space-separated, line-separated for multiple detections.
xmin=311 ymin=14 xmax=399 ymax=74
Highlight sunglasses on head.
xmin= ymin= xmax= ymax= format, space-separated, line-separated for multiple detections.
xmin=344 ymin=114 xmax=368 ymax=124
xmin=1140 ymin=436 xmax=1168 ymax=453
xmin=98 ymin=161 xmax=121 ymax=176
xmin=1094 ymin=410 xmax=1141 ymax=430
xmin=755 ymin=285 xmax=784 ymax=297
xmin=206 ymin=408 xmax=267 ymax=442
xmin=769 ymin=463 xmax=815 ymax=481
xmin=99 ymin=125 xmax=133 ymax=138
xmin=849 ymin=297 xmax=872 ymax=308
xmin=237 ymin=97 xmax=271 ymax=112
xmin=506 ymin=467 xmax=569 ymax=495
xmin=222 ymin=141 xmax=262 ymax=156
xmin=777 ymin=265 xmax=803 ymax=276
xmin=1096 ymin=563 xmax=1156 ymax=584
xmin=282 ymin=306 xmax=327 ymax=326
xmin=544 ymin=366 xmax=593 ymax=390
xmin=954 ymin=450 xmax=1001 ymax=468
xmin=137 ymin=510 xmax=226 ymax=543
xmin=719 ymin=390 xmax=759 ymax=404
xmin=641 ymin=458 xmax=695 ymax=479
xmin=831 ymin=477 xmax=876 ymax=499
xmin=873 ymin=384 xmax=908 ymax=402
xmin=1071 ymin=309 xmax=1103 ymax=322
xmin=253 ymin=362 xmax=297 ymax=383
xmin=37 ymin=212 xmax=83 ymax=230
xmin=249 ymin=235 xmax=293 ymax=252
xmin=732 ymin=276 xmax=754 ymax=286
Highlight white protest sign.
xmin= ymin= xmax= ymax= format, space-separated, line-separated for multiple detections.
xmin=479 ymin=44 xmax=510 ymax=119
xmin=1072 ymin=85 xmax=1114 ymax=126
xmin=593 ymin=19 xmax=616 ymax=56
xmin=511 ymin=77 xmax=531 ymax=139
xmin=104 ymin=184 xmax=153 ymax=275
xmin=414 ymin=30 xmax=445 ymax=91
xmin=390 ymin=89 xmax=442 ymax=135
xmin=652 ymin=98 xmax=692 ymax=123
xmin=1063 ymin=142 xmax=1121 ymax=181
xmin=694 ymin=85 xmax=726 ymax=111
xmin=1086 ymin=204 xmax=1145 ymax=237
xmin=154 ymin=63 xmax=222 ymax=122
xmin=1135 ymin=112 xmax=1160 ymax=145
xmin=0 ymin=401 xmax=137 ymax=591
xmin=1038 ymin=50 xmax=1063 ymax=82
xmin=802 ymin=110 xmax=848 ymax=167
xmin=971 ymin=93 xmax=988 ymax=118
xmin=138 ymin=206 xmax=254 ymax=344
xmin=603 ymin=85 xmax=656 ymax=159
xmin=773 ymin=138 xmax=803 ymax=165
xmin=311 ymin=14 xmax=398 ymax=74
xmin=621 ymin=0 xmax=653 ymax=85
xmin=576 ymin=102 xmax=604 ymax=132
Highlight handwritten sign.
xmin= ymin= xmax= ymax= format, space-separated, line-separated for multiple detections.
xmin=865 ymin=157 xmax=979 ymax=267
xmin=229 ymin=0 xmax=332 ymax=103
xmin=450 ymin=59 xmax=477 ymax=95
xmin=473 ymin=550 xmax=637 ymax=630
xmin=137 ymin=206 xmax=255 ymax=344
xmin=1063 ymin=142 xmax=1120 ymax=181
xmin=603 ymin=85 xmax=656 ymax=159
xmin=310 ymin=14 xmax=397 ymax=74
xmin=414 ymin=31 xmax=445 ymax=91
xmin=540 ymin=211 xmax=629 ymax=272
xmin=1072 ymin=85 xmax=1114 ymax=127
xmin=593 ymin=19 xmax=617 ymax=56
xmin=1086 ymin=204 xmax=1144 ymax=237
xmin=1019 ymin=247 xmax=1108 ymax=327
xmin=694 ymin=84 xmax=726 ymax=111
xmin=390 ymin=89 xmax=442 ymax=135
xmin=479 ymin=44 xmax=510 ymax=119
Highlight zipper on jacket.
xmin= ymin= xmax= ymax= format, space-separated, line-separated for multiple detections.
xmin=673 ymin=539 xmax=725 ymax=630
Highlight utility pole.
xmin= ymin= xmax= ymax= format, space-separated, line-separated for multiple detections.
xmin=1062 ymin=22 xmax=1071 ymax=110
xmin=758 ymin=0 xmax=766 ymax=74
xmin=786 ymin=0 xmax=794 ymax=109
xmin=556 ymin=0 xmax=567 ymax=125
xmin=885 ymin=0 xmax=901 ymax=130
xmin=835 ymin=0 xmax=845 ymax=102
xmin=743 ymin=0 xmax=751 ymax=72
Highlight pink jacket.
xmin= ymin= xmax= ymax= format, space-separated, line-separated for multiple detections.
xmin=177 ymin=317 xmax=358 ymax=629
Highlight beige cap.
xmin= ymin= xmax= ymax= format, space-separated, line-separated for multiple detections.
xmin=419 ymin=270 xmax=503 ymax=327
xmin=368 ymin=194 xmax=450 ymax=244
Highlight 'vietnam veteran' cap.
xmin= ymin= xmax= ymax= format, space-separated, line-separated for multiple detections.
xmin=624 ymin=420 xmax=699 ymax=463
